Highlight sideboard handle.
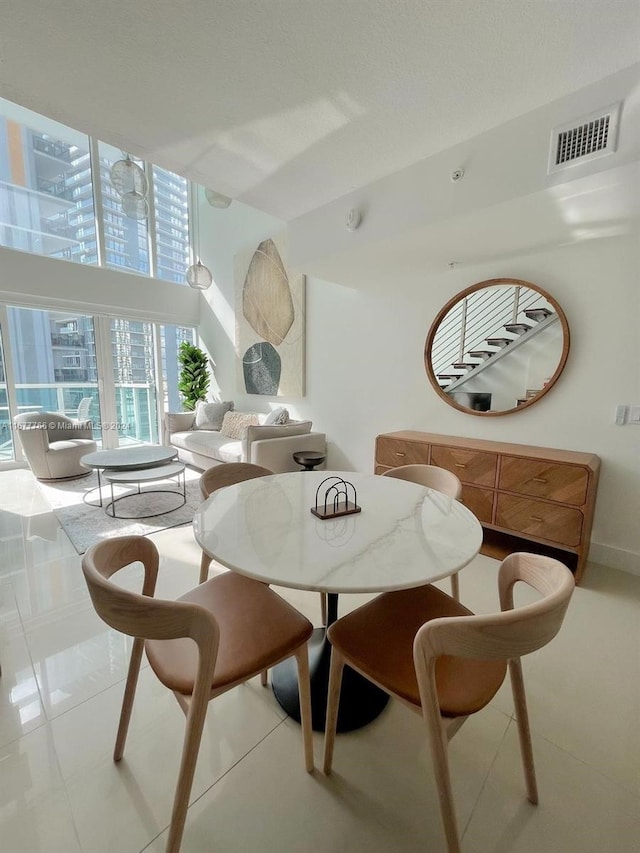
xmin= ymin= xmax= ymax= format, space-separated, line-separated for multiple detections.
xmin=532 ymin=477 xmax=548 ymax=484
xmin=530 ymin=516 xmax=544 ymax=523
xmin=455 ymin=463 xmax=467 ymax=468
xmin=395 ymin=452 xmax=406 ymax=457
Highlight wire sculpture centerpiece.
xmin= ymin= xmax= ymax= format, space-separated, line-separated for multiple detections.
xmin=311 ymin=476 xmax=362 ymax=520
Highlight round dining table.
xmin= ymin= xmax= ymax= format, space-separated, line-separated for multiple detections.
xmin=193 ymin=471 xmax=483 ymax=732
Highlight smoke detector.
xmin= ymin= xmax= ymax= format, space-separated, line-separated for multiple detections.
xmin=345 ymin=208 xmax=362 ymax=231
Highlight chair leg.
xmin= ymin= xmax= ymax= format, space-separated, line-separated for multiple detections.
xmin=320 ymin=592 xmax=327 ymax=625
xmin=165 ymin=690 xmax=211 ymax=853
xmin=423 ymin=701 xmax=461 ymax=853
xmin=260 ymin=669 xmax=268 ymax=687
xmin=114 ymin=637 xmax=144 ymax=761
xmin=509 ymin=658 xmax=538 ymax=804
xmin=199 ymin=552 xmax=212 ymax=584
xmin=322 ymin=648 xmax=345 ymax=774
xmin=450 ymin=571 xmax=460 ymax=601
xmin=295 ymin=645 xmax=314 ymax=773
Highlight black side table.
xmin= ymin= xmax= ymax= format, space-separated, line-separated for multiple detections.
xmin=292 ymin=450 xmax=326 ymax=471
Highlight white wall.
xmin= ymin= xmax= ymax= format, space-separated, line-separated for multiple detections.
xmin=0 ymin=246 xmax=200 ymax=324
xmin=199 ymin=215 xmax=640 ymax=574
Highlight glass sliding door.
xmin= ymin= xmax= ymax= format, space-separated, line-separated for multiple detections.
xmin=110 ymin=318 xmax=158 ymax=446
xmin=7 ymin=305 xmax=101 ymax=442
xmin=0 ymin=323 xmax=14 ymax=460
xmin=1 ymin=306 xmax=191 ymax=455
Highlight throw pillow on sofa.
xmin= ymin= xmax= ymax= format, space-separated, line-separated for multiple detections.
xmin=264 ymin=406 xmax=289 ymax=425
xmin=195 ymin=400 xmax=234 ymax=430
xmin=220 ymin=410 xmax=260 ymax=439
xmin=165 ymin=411 xmax=196 ymax=434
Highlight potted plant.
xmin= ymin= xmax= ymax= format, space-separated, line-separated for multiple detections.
xmin=178 ymin=342 xmax=210 ymax=411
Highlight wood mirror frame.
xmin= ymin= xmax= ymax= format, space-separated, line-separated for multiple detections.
xmin=424 ymin=278 xmax=570 ymax=417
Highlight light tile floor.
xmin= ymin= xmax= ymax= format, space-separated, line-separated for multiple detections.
xmin=0 ymin=467 xmax=638 ymax=853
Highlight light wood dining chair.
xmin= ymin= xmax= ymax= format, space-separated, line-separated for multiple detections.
xmin=323 ymin=552 xmax=575 ymax=853
xmin=199 ymin=462 xmax=329 ymax=625
xmin=82 ymin=535 xmax=314 ymax=853
xmin=383 ymin=464 xmax=463 ymax=599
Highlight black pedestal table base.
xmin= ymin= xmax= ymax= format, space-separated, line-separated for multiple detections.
xmin=270 ymin=592 xmax=389 ymax=732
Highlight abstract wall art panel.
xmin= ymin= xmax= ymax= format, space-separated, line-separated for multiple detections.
xmin=234 ymin=233 xmax=305 ymax=396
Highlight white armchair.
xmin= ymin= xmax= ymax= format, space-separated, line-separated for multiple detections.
xmin=14 ymin=411 xmax=97 ymax=480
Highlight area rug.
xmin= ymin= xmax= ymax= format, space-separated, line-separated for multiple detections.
xmin=37 ymin=466 xmax=203 ymax=554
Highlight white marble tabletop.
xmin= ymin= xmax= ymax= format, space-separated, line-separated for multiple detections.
xmin=193 ymin=471 xmax=482 ymax=594
xmin=81 ymin=446 xmax=177 ymax=469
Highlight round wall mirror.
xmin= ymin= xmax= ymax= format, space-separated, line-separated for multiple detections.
xmin=424 ymin=278 xmax=570 ymax=416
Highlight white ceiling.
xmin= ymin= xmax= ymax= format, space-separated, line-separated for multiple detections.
xmin=1 ymin=1 xmax=639 ymax=221
xmin=303 ymin=164 xmax=640 ymax=286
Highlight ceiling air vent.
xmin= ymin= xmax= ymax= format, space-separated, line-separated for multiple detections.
xmin=548 ymin=102 xmax=621 ymax=174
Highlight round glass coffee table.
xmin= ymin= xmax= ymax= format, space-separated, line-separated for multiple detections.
xmin=81 ymin=446 xmax=178 ymax=507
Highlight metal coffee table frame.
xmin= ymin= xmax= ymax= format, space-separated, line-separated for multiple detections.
xmin=102 ymin=461 xmax=187 ymax=519
xmin=80 ymin=447 xmax=178 ymax=507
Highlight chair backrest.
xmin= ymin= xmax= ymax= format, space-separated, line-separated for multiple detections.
xmin=76 ymin=396 xmax=93 ymax=421
xmin=382 ymin=464 xmax=462 ymax=500
xmin=14 ymin=410 xmax=78 ymax=445
xmin=199 ymin=462 xmax=273 ymax=500
xmin=82 ymin=535 xmax=219 ymax=651
xmin=414 ymin=553 xmax=575 ymax=672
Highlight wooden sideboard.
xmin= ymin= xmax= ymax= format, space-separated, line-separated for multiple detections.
xmin=374 ymin=431 xmax=600 ymax=583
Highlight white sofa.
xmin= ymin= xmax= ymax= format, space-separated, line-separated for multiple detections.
xmin=163 ymin=411 xmax=326 ymax=473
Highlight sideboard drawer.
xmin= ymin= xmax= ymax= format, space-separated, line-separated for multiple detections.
xmin=496 ymin=494 xmax=583 ymax=547
xmin=430 ymin=446 xmax=497 ymax=487
xmin=459 ymin=485 xmax=494 ymax=524
xmin=374 ymin=432 xmax=599 ymax=583
xmin=499 ymin=457 xmax=589 ymax=505
xmin=376 ymin=436 xmax=431 ymax=467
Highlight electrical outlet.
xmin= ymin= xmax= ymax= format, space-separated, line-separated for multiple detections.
xmin=629 ymin=405 xmax=640 ymax=424
xmin=615 ymin=404 xmax=628 ymax=425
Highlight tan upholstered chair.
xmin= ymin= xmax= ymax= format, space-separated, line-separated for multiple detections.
xmin=82 ymin=535 xmax=313 ymax=853
xmin=14 ymin=411 xmax=97 ymax=480
xmin=383 ymin=464 xmax=464 ymax=599
xmin=323 ymin=553 xmax=575 ymax=853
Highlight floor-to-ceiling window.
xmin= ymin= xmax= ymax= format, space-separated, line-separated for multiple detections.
xmin=7 ymin=305 xmax=102 ymax=442
xmin=160 ymin=324 xmax=198 ymax=412
xmin=0 ymin=100 xmax=97 ymax=265
xmin=0 ymin=304 xmax=197 ymax=464
xmin=97 ymin=142 xmax=150 ymax=276
xmin=0 ymin=96 xmax=194 ymax=283
xmin=0 ymin=324 xmax=13 ymax=460
xmin=110 ymin=317 xmax=158 ymax=446
xmin=152 ymin=168 xmax=190 ymax=284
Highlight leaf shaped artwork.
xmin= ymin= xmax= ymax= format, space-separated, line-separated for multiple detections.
xmin=243 ymin=342 xmax=281 ymax=395
xmin=243 ymin=239 xmax=295 ymax=346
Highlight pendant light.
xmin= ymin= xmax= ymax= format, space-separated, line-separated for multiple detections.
xmin=110 ymin=154 xmax=148 ymax=198
xmin=121 ymin=190 xmax=149 ymax=220
xmin=186 ymin=259 xmax=213 ymax=290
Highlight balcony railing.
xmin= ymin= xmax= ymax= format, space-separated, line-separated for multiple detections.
xmin=0 ymin=380 xmax=166 ymax=461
